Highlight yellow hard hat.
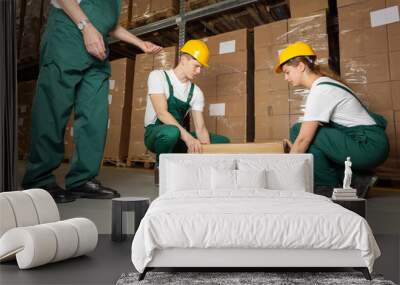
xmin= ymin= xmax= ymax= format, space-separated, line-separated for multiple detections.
xmin=180 ymin=40 xmax=210 ymax=67
xmin=275 ymin=42 xmax=316 ymax=73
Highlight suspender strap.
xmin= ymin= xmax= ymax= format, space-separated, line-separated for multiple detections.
xmin=163 ymin=71 xmax=174 ymax=97
xmin=187 ymin=83 xmax=194 ymax=104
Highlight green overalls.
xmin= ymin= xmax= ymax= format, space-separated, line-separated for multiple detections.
xmin=22 ymin=0 xmax=121 ymax=190
xmin=290 ymin=81 xmax=389 ymax=187
xmin=144 ymin=71 xmax=230 ymax=164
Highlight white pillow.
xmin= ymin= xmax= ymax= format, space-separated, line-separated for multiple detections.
xmin=211 ymin=168 xmax=236 ymax=190
xmin=211 ymin=169 xmax=268 ymax=190
xmin=167 ymin=163 xmax=211 ymax=191
xmin=237 ymin=169 xmax=267 ymax=189
xmin=238 ymin=158 xmax=308 ymax=192
xmin=167 ymin=160 xmax=236 ymax=191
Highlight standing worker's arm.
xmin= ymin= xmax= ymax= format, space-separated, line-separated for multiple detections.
xmin=109 ymin=25 xmax=162 ymax=54
xmin=150 ymin=94 xmax=202 ymax=153
xmin=290 ymin=121 xmax=319 ymax=153
xmin=191 ymin=110 xmax=210 ymax=144
xmin=56 ymin=0 xmax=106 ymax=60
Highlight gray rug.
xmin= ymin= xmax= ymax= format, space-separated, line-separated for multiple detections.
xmin=116 ymin=271 xmax=396 ymax=285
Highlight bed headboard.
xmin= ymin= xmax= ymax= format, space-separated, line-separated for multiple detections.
xmin=159 ymin=154 xmax=314 ymax=196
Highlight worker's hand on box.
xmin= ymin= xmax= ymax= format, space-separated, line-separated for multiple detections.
xmin=141 ymin=41 xmax=163 ymax=54
xmin=182 ymin=133 xmax=202 ymax=153
xmin=283 ymin=139 xmax=293 ymax=153
xmin=83 ymin=23 xmax=106 ymax=60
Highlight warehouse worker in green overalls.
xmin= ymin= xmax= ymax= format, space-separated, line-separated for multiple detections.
xmin=275 ymin=42 xmax=389 ymax=197
xmin=22 ymin=0 xmax=162 ymax=203
xmin=144 ymin=40 xmax=230 ymax=180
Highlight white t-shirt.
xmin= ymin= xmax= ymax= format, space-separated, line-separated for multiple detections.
xmin=51 ymin=0 xmax=81 ymax=8
xmin=144 ymin=69 xmax=205 ymax=127
xmin=302 ymin=77 xmax=376 ymax=127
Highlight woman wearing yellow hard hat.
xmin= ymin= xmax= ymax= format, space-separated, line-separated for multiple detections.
xmin=144 ymin=39 xmax=229 ymax=180
xmin=276 ymin=42 xmax=389 ymax=197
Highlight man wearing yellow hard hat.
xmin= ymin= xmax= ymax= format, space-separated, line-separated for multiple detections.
xmin=144 ymin=39 xmax=230 ymax=169
xmin=276 ymin=41 xmax=389 ymax=197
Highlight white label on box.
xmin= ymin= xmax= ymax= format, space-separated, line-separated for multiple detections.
xmin=20 ymin=105 xmax=27 ymax=113
xmin=370 ymin=6 xmax=400 ymax=27
xmin=70 ymin=127 xmax=73 ymax=137
xmin=209 ymin=103 xmax=225 ymax=117
xmin=108 ymin=94 xmax=112 ymax=105
xmin=219 ymin=40 xmax=236 ymax=54
xmin=109 ymin=79 xmax=116 ymax=90
xmin=18 ymin=118 xmax=24 ymax=126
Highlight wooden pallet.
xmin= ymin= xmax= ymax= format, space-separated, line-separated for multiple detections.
xmin=126 ymin=156 xmax=155 ymax=169
xmin=102 ymin=158 xmax=127 ymax=167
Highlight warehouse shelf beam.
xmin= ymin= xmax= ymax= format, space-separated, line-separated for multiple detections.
xmin=109 ymin=0 xmax=260 ymax=43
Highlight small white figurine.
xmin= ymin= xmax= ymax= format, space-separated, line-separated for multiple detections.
xmin=343 ymin=157 xmax=353 ymax=190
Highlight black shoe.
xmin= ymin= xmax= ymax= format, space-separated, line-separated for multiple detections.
xmin=69 ymin=179 xmax=120 ymax=199
xmin=154 ymin=167 xmax=159 ymax=186
xmin=352 ymin=174 xmax=378 ymax=198
xmin=40 ymin=183 xmax=76 ymax=203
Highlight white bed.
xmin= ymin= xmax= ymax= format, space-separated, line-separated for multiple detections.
xmin=131 ymin=154 xmax=380 ymax=280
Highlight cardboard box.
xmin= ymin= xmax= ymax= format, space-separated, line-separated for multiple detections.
xmin=337 ymin=0 xmax=365 ymax=7
xmin=255 ymin=90 xmax=289 ymax=116
xmin=202 ymin=142 xmax=285 ymax=154
xmin=153 ymin=46 xmax=177 ymax=69
xmin=395 ymin=110 xmax=400 ymax=158
xmin=110 ymin=58 xmax=135 ymax=107
xmin=341 ymin=53 xmax=390 ymax=83
xmin=132 ymin=124 xmax=145 ymax=141
xmin=392 ymin=81 xmax=400 ymax=110
xmin=254 ymin=44 xmax=287 ymax=71
xmin=104 ymin=123 xmax=130 ymax=159
xmin=288 ymin=13 xmax=327 ymax=43
xmin=216 ymin=72 xmax=247 ymax=98
xmin=388 ymin=21 xmax=400 ymax=52
xmin=339 ymin=26 xmax=388 ymax=59
xmin=255 ymin=115 xmax=290 ymax=140
xmin=289 ymin=90 xmax=308 ymax=115
xmin=255 ymin=69 xmax=288 ymax=93
xmin=131 ymin=0 xmax=151 ymax=19
xmin=254 ymin=20 xmax=288 ymax=48
xmin=193 ymin=75 xmax=217 ymax=98
xmin=203 ymin=29 xmax=248 ymax=56
xmin=134 ymin=53 xmax=153 ymax=71
xmin=216 ymin=116 xmax=247 ymax=142
xmin=389 ymin=51 xmax=400 ymax=80
xmin=215 ymin=51 xmax=248 ymax=75
xmin=289 ymin=0 xmax=329 ymax=18
xmin=151 ymin=0 xmax=178 ymax=13
xmin=361 ymin=82 xmax=393 ymax=111
xmin=338 ymin=0 xmax=386 ymax=31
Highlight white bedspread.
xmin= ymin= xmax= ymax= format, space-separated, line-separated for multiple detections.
xmin=131 ymin=190 xmax=380 ymax=273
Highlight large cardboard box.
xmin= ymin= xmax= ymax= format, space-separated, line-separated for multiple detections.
xmin=255 ymin=115 xmax=290 ymax=141
xmin=254 ymin=69 xmax=288 ymax=93
xmin=254 ymin=44 xmax=287 ymax=71
xmin=131 ymin=0 xmax=151 ymax=19
xmin=339 ymin=26 xmax=388 ymax=59
xmin=388 ymin=21 xmax=400 ymax=52
xmin=104 ymin=58 xmax=135 ymax=160
xmin=255 ymin=90 xmax=289 ymax=116
xmin=362 ymin=82 xmax=393 ymax=111
xmin=389 ymin=51 xmax=400 ymax=80
xmin=254 ymin=20 xmax=288 ymax=48
xmin=202 ymin=142 xmax=285 ymax=154
xmin=337 ymin=0 xmax=365 ymax=7
xmin=288 ymin=13 xmax=328 ymax=43
xmin=216 ymin=116 xmax=247 ymax=143
xmin=289 ymin=0 xmax=329 ymax=18
xmin=151 ymin=0 xmax=178 ymax=13
xmin=341 ymin=53 xmax=390 ymax=83
xmin=153 ymin=46 xmax=177 ymax=69
xmin=392 ymin=81 xmax=400 ymax=110
xmin=338 ymin=0 xmax=386 ymax=31
xmin=203 ymin=29 xmax=248 ymax=56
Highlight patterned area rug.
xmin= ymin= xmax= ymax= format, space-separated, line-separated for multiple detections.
xmin=116 ymin=271 xmax=396 ymax=285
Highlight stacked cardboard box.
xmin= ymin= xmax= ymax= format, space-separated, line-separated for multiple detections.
xmin=128 ymin=46 xmax=177 ymax=162
xmin=254 ymin=20 xmax=290 ymax=142
xmin=103 ymin=58 xmax=135 ymax=162
xmin=338 ymin=0 xmax=400 ymax=166
xmin=119 ymin=0 xmax=132 ymax=28
xmin=130 ymin=0 xmax=178 ymax=26
xmin=17 ymin=81 xmax=36 ymax=159
xmin=191 ymin=29 xmax=254 ymax=143
xmin=289 ymin=0 xmax=329 ymax=18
